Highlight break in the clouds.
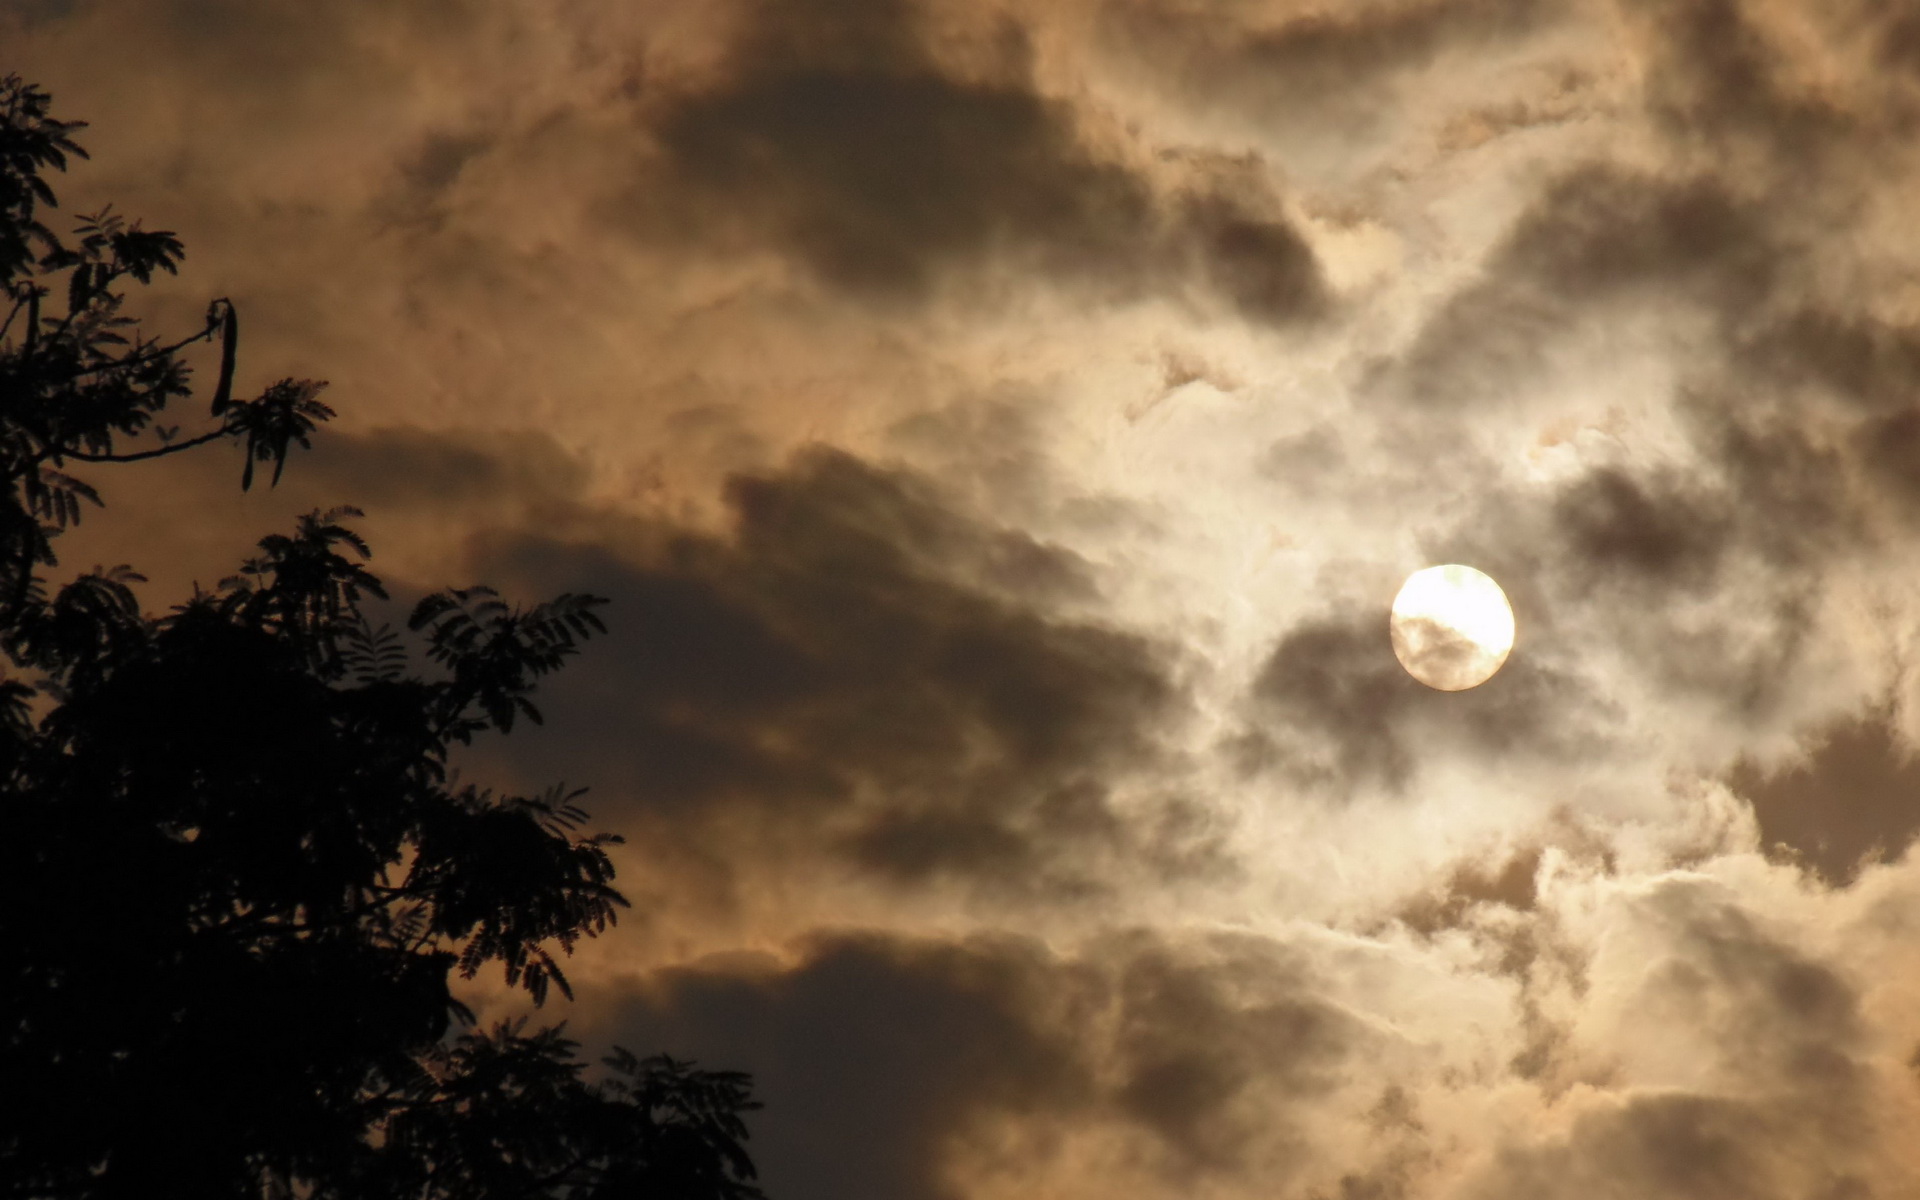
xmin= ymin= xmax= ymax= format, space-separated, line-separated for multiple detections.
xmin=14 ymin=0 xmax=1920 ymax=1194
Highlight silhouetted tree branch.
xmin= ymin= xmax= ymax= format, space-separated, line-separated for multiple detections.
xmin=0 ymin=74 xmax=762 ymax=1200
xmin=56 ymin=425 xmax=227 ymax=461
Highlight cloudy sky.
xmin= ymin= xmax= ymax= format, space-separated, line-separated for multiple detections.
xmin=14 ymin=0 xmax=1920 ymax=1194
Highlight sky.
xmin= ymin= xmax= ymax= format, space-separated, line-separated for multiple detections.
xmin=11 ymin=0 xmax=1920 ymax=1195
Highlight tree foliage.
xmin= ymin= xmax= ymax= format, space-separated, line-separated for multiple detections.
xmin=0 ymin=75 xmax=762 ymax=1199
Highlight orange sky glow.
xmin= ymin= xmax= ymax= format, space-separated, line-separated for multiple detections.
xmin=12 ymin=0 xmax=1920 ymax=1195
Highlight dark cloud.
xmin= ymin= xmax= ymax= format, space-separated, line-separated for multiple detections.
xmin=885 ymin=398 xmax=1061 ymax=522
xmin=1377 ymin=350 xmax=1858 ymax=713
xmin=1550 ymin=465 xmax=1732 ymax=588
xmin=1104 ymin=930 xmax=1359 ymax=1175
xmin=1728 ymin=702 xmax=1920 ymax=887
xmin=579 ymin=927 xmax=1369 ymax=1200
xmin=578 ymin=856 xmax=1886 ymax=1200
xmin=18 ymin=3 xmax=1920 ymax=1195
xmin=1632 ymin=877 xmax=1866 ymax=1089
xmin=1178 ymin=188 xmax=1326 ymax=326
xmin=1240 ymin=612 xmax=1421 ymax=786
xmin=3 ymin=0 xmax=77 ymax=30
xmin=472 ymin=447 xmax=1201 ymax=896
xmin=380 ymin=127 xmax=498 ymax=231
xmin=1492 ymin=171 xmax=1774 ymax=301
xmin=1257 ymin=423 xmax=1352 ymax=493
xmin=582 ymin=932 xmax=1088 ymax=1200
xmin=1099 ymin=0 xmax=1559 ymax=138
xmin=1396 ymin=845 xmax=1542 ymax=937
xmin=1436 ymin=71 xmax=1596 ymax=152
xmin=650 ymin=6 xmax=1151 ymax=296
xmin=301 ymin=425 xmax=590 ymax=513
xmin=1369 ymin=166 xmax=1776 ymax=411
xmin=1881 ymin=4 xmax=1920 ymax=76
xmin=1469 ymin=874 xmax=1875 ymax=1198
xmin=1474 ymin=1094 xmax=1795 ymax=1200
xmin=1622 ymin=0 xmax=1852 ymax=163
xmin=1856 ymin=407 xmax=1920 ymax=512
xmin=625 ymin=0 xmax=1326 ymax=320
xmin=1238 ymin=609 xmax=1591 ymax=789
xmin=1342 ymin=0 xmax=1920 ymax=731
xmin=1695 ymin=309 xmax=1920 ymax=562
xmin=400 ymin=130 xmax=493 ymax=196
xmin=1431 ymin=453 xmax=1823 ymax=717
xmin=1341 ymin=0 xmax=1915 ymax=729
xmin=1732 ymin=310 xmax=1920 ymax=414
xmin=1682 ymin=397 xmax=1853 ymax=563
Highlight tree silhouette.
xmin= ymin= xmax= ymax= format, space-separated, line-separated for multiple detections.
xmin=0 ymin=76 xmax=762 ymax=1199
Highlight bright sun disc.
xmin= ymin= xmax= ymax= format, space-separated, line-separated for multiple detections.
xmin=1389 ymin=564 xmax=1515 ymax=691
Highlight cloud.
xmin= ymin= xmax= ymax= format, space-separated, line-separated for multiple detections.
xmin=1418 ymin=446 xmax=1830 ymax=723
xmin=1728 ymin=701 xmax=1920 ymax=887
xmin=306 ymin=425 xmax=591 ymax=513
xmin=1176 ymin=184 xmax=1327 ymax=326
xmin=1620 ymin=0 xmax=1853 ymax=163
xmin=16 ymin=1 xmax=1920 ymax=1197
xmin=644 ymin=0 xmax=1153 ymax=298
xmin=1462 ymin=868 xmax=1902 ymax=1199
xmin=1733 ymin=310 xmax=1920 ymax=416
xmin=1549 ymin=465 xmax=1732 ymax=587
xmin=467 ymin=447 xmax=1206 ymax=903
xmin=1365 ymin=165 xmax=1777 ymax=413
xmin=1472 ymin=1093 xmax=1831 ymax=1199
xmin=1881 ymin=4 xmax=1920 ymax=76
xmin=577 ymin=862 xmax=1920 ymax=1198
xmin=576 ymin=926 xmax=1382 ymax=1200
xmin=622 ymin=0 xmax=1328 ymax=321
xmin=1240 ymin=609 xmax=1595 ymax=789
xmin=1396 ymin=843 xmax=1545 ymax=936
xmin=1101 ymin=929 xmax=1363 ymax=1175
xmin=585 ymin=932 xmax=1088 ymax=1200
xmin=1097 ymin=0 xmax=1563 ymax=144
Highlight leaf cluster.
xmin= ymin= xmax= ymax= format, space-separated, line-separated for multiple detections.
xmin=370 ymin=1025 xmax=765 ymax=1200
xmin=1 ymin=74 xmax=336 ymax=634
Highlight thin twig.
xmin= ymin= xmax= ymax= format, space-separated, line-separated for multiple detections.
xmin=57 ymin=427 xmax=227 ymax=463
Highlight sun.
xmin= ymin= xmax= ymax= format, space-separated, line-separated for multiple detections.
xmin=1389 ymin=565 xmax=1516 ymax=691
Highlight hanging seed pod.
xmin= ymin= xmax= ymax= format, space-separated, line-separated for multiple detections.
xmin=209 ymin=299 xmax=237 ymax=416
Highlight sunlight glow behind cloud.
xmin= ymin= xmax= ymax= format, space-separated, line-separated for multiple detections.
xmin=12 ymin=0 xmax=1920 ymax=1194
